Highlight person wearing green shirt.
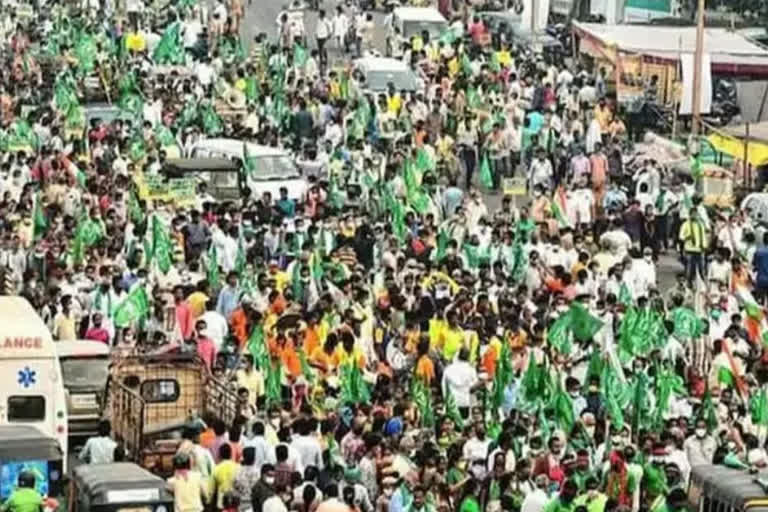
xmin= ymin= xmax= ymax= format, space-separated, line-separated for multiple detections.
xmin=573 ymin=478 xmax=608 ymax=512
xmin=542 ymin=480 xmax=579 ymax=512
xmin=458 ymin=480 xmax=481 ymax=512
xmin=0 ymin=471 xmax=43 ymax=512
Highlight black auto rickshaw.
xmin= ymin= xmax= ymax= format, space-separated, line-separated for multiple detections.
xmin=688 ymin=464 xmax=768 ymax=512
xmin=0 ymin=426 xmax=64 ymax=500
xmin=68 ymin=463 xmax=173 ymax=512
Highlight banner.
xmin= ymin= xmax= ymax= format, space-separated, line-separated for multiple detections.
xmin=680 ymin=53 xmax=712 ymax=115
xmin=137 ymin=175 xmax=198 ymax=205
xmin=616 ymin=54 xmax=644 ymax=104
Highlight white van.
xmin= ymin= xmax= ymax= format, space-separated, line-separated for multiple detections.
xmin=55 ymin=341 xmax=110 ymax=437
xmin=0 ymin=297 xmax=68 ymax=471
xmin=188 ymin=138 xmax=308 ymax=202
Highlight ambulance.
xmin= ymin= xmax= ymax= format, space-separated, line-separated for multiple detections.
xmin=0 ymin=297 xmax=68 ymax=471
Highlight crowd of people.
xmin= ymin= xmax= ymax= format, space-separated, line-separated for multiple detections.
xmin=3 ymin=1 xmax=768 ymax=512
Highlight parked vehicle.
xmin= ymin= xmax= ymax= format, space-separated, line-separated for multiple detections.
xmin=55 ymin=341 xmax=110 ymax=438
xmin=385 ymin=7 xmax=448 ymax=56
xmin=353 ymin=57 xmax=423 ymax=93
xmin=0 ymin=425 xmax=65 ymax=500
xmin=107 ymin=354 xmax=238 ymax=476
xmin=68 ymin=462 xmax=173 ymax=512
xmin=188 ymin=138 xmax=308 ymax=202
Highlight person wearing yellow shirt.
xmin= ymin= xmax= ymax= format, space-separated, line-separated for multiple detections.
xmin=211 ymin=444 xmax=240 ymax=509
xmin=186 ymin=282 xmax=210 ymax=319
xmin=593 ymin=98 xmax=612 ymax=134
xmin=332 ymin=331 xmax=366 ymax=369
xmin=440 ymin=312 xmax=465 ymax=361
xmin=404 ymin=320 xmax=421 ymax=354
xmin=167 ymin=452 xmax=210 ymax=512
xmin=235 ymin=354 xmax=265 ymax=405
xmin=267 ymin=261 xmax=290 ymax=292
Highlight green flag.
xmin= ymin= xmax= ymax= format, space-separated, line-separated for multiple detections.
xmin=33 ymin=193 xmax=47 ymax=239
xmin=550 ymin=380 xmax=575 ymax=432
xmin=569 ymin=302 xmax=604 ymax=342
xmin=443 ymin=384 xmax=464 ymax=430
xmin=751 ymin=388 xmax=768 ymax=426
xmin=411 ymin=376 xmax=434 ymax=428
xmin=113 ymin=285 xmax=149 ymax=327
xmin=718 ymin=366 xmax=735 ymax=388
xmin=152 ymin=22 xmax=185 ymax=65
xmin=672 ymin=307 xmax=702 ymax=339
xmin=690 ymin=154 xmax=703 ymax=180
xmin=618 ymin=283 xmax=633 ymax=306
xmin=207 ymin=244 xmax=220 ymax=288
xmin=341 ymin=361 xmax=371 ymax=405
xmin=242 ymin=143 xmax=257 ymax=178
xmin=547 ymin=311 xmax=573 ymax=355
xmin=151 ymin=215 xmax=173 ymax=274
xmin=479 ymin=153 xmax=493 ymax=189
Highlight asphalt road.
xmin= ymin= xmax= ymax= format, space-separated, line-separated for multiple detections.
xmin=238 ymin=1 xmax=683 ymax=289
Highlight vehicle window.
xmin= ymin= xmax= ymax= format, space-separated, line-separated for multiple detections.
xmin=211 ymin=171 xmax=239 ymax=188
xmin=8 ymin=396 xmax=45 ymax=421
xmin=246 ymin=155 xmax=300 ymax=180
xmin=402 ymin=20 xmax=445 ymax=39
xmin=123 ymin=375 xmax=140 ymax=388
xmin=60 ymin=357 xmax=110 ymax=388
xmin=365 ymin=70 xmax=418 ymax=92
xmin=140 ymin=379 xmax=180 ymax=403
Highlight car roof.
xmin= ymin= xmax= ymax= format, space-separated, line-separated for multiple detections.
xmin=193 ymin=138 xmax=287 ymax=157
xmin=394 ymin=6 xmax=447 ymax=23
xmin=0 ymin=426 xmax=63 ymax=462
xmin=164 ymin=158 xmax=238 ymax=172
xmin=56 ymin=340 xmax=111 ymax=358
xmin=355 ymin=57 xmax=411 ymax=72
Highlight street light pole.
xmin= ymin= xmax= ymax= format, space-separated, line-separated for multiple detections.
xmin=691 ymin=0 xmax=705 ymax=135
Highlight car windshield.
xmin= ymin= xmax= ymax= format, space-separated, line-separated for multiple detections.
xmin=402 ymin=20 xmax=445 ymax=39
xmin=61 ymin=357 xmax=110 ymax=389
xmin=365 ymin=69 xmax=419 ymax=92
xmin=246 ymin=154 xmax=301 ymax=181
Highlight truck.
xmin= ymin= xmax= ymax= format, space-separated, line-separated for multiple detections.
xmin=107 ymin=353 xmax=240 ymax=476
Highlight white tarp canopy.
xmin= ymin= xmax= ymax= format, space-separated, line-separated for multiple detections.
xmin=573 ymin=22 xmax=768 ymax=67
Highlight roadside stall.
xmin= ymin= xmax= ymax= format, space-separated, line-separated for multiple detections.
xmin=571 ymin=22 xmax=768 ymax=108
xmin=707 ymin=121 xmax=768 ymax=191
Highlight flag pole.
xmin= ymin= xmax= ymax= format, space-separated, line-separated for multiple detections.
xmin=691 ymin=0 xmax=705 ymax=136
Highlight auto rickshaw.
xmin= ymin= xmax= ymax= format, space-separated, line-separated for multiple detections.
xmin=68 ymin=463 xmax=174 ymax=512
xmin=0 ymin=426 xmax=65 ymax=500
xmin=688 ymin=464 xmax=768 ymax=512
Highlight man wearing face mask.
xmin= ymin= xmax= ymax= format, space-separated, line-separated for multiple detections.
xmin=683 ymin=419 xmax=716 ymax=466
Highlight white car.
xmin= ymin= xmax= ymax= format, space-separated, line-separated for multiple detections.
xmin=353 ymin=57 xmax=424 ymax=94
xmin=385 ymin=6 xmax=448 ymax=56
xmin=188 ymin=138 xmax=308 ymax=201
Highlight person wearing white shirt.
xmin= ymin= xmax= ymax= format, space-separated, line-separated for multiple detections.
xmin=244 ymin=422 xmax=276 ymax=474
xmin=79 ymin=420 xmax=118 ymax=464
xmin=442 ymin=348 xmax=479 ymax=410
xmin=332 ymin=7 xmax=349 ymax=52
xmin=290 ymin=419 xmax=324 ymax=471
xmin=521 ymin=474 xmax=550 ymax=512
xmin=462 ymin=426 xmax=491 ymax=463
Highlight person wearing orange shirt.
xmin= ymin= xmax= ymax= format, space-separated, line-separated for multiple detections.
xmin=310 ymin=333 xmax=339 ymax=376
xmin=590 ymin=143 xmax=609 ymax=217
xmin=302 ymin=312 xmax=322 ymax=356
xmin=230 ymin=301 xmax=257 ymax=348
xmin=414 ymin=339 xmax=435 ymax=384
xmin=269 ymin=331 xmax=301 ymax=379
